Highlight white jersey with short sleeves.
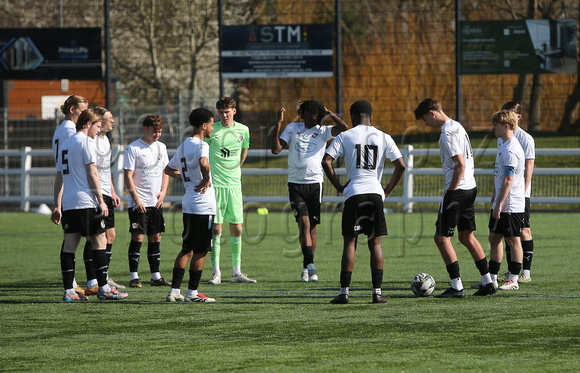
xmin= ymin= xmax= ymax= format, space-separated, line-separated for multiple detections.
xmin=325 ymin=125 xmax=402 ymax=200
xmin=493 ymin=137 xmax=525 ymax=213
xmin=167 ymin=137 xmax=216 ymax=215
xmin=95 ymin=135 xmax=113 ymax=197
xmin=124 ymin=138 xmax=169 ymax=209
xmin=498 ymin=127 xmax=535 ymax=198
xmin=57 ymin=132 xmax=99 ymax=211
xmin=52 ymin=120 xmax=76 ymax=164
xmin=280 ymin=122 xmax=334 ymax=184
xmin=439 ymin=119 xmax=476 ymax=191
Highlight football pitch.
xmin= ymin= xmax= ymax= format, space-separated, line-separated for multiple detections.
xmin=1 ymin=209 xmax=579 ymax=372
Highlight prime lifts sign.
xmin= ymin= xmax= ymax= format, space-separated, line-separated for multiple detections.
xmin=221 ymin=24 xmax=333 ymax=78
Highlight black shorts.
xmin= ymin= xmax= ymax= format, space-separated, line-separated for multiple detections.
xmin=342 ymin=194 xmax=388 ymax=239
xmin=62 ymin=208 xmax=106 ymax=237
xmin=523 ymin=197 xmax=531 ymax=228
xmin=128 ymin=207 xmax=165 ymax=235
xmin=182 ymin=214 xmax=214 ymax=254
xmin=288 ymin=182 xmax=322 ymax=226
xmin=102 ymin=195 xmax=115 ymax=229
xmin=488 ymin=211 xmax=524 ymax=238
xmin=435 ymin=188 xmax=477 ymax=237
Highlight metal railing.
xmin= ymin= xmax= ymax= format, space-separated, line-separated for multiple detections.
xmin=1 ymin=146 xmax=580 ymax=212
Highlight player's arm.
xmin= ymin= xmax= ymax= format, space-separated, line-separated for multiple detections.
xmin=164 ymin=165 xmax=181 ymax=179
xmin=156 ymin=172 xmax=169 ymax=209
xmin=124 ymin=169 xmax=145 ymax=213
xmin=524 ymin=158 xmax=534 ymax=193
xmin=384 ymin=157 xmax=406 ymax=197
xmin=271 ymin=107 xmax=287 ymax=154
xmin=325 ymin=108 xmax=348 ymax=137
xmin=448 ymin=154 xmax=465 ymax=191
xmin=195 ymin=156 xmax=212 ymax=194
xmin=240 ymin=148 xmax=248 ymax=166
xmin=86 ymin=162 xmax=108 ymax=217
xmin=51 ymin=172 xmax=63 ymax=225
xmin=110 ymin=174 xmax=121 ymax=208
xmin=322 ymin=153 xmax=346 ymax=193
xmin=493 ymin=172 xmax=514 ymax=219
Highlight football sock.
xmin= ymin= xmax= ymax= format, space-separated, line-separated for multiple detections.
xmin=99 ymin=284 xmax=112 ymax=293
xmin=232 ymin=266 xmax=241 ymax=277
xmin=522 ymin=239 xmax=534 ymax=271
xmin=302 ymin=245 xmax=314 ymax=267
xmin=83 ymin=240 xmax=97 ymax=283
xmin=151 ymin=272 xmax=161 ymax=281
xmin=505 ymin=240 xmax=512 ymax=265
xmin=105 ymin=243 xmax=113 ymax=266
xmin=130 ymin=272 xmax=139 ymax=281
xmin=147 ymin=242 xmax=161 ymax=274
xmin=128 ymin=240 xmax=142 ymax=273
xmin=188 ymin=269 xmax=203 ymax=291
xmin=371 ymin=268 xmax=383 ymax=289
xmin=87 ymin=279 xmax=98 ymax=288
xmin=211 ymin=234 xmax=221 ymax=274
xmin=451 ymin=278 xmax=463 ymax=291
xmin=171 ymin=267 xmax=185 ymax=290
xmin=92 ymin=249 xmax=109 ymax=287
xmin=507 ymin=261 xmax=522 ymax=280
xmin=474 ymin=258 xmax=489 ymax=275
xmin=230 ymin=236 xmax=242 ymax=268
xmin=61 ymin=251 xmax=75 ymax=290
xmin=481 ymin=273 xmax=493 ymax=286
xmin=307 ymin=263 xmax=316 ymax=271
xmin=186 ymin=289 xmax=198 ymax=297
xmin=340 ymin=270 xmax=352 ymax=289
xmin=489 ymin=260 xmax=502 ymax=276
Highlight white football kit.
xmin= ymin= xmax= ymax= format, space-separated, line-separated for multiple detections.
xmin=167 ymin=137 xmax=216 ymax=215
xmin=52 ymin=120 xmax=76 ymax=164
xmin=95 ymin=135 xmax=113 ymax=197
xmin=438 ymin=119 xmax=476 ymax=191
xmin=124 ymin=138 xmax=169 ymax=209
xmin=493 ymin=137 xmax=525 ymax=213
xmin=498 ymin=127 xmax=535 ymax=198
xmin=57 ymin=132 xmax=99 ymax=211
xmin=280 ymin=122 xmax=334 ymax=184
xmin=325 ymin=125 xmax=402 ymax=201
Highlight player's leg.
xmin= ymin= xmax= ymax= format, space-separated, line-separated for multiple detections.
xmin=519 ymin=198 xmax=533 ymax=282
xmin=228 ymin=187 xmax=256 ymax=283
xmin=368 ymin=236 xmax=387 ymax=303
xmin=209 ymin=187 xmax=226 ymax=284
xmin=166 ymin=250 xmax=192 ymax=302
xmin=61 ymin=232 xmax=84 ymax=301
xmin=82 ymin=239 xmax=98 ymax=294
xmin=183 ymin=215 xmax=215 ymax=302
xmin=305 ymin=183 xmax=322 ymax=282
xmin=488 ymin=211 xmax=505 ymax=285
xmin=498 ymin=213 xmax=524 ymax=290
xmin=128 ymin=209 xmax=146 ymax=287
xmin=147 ymin=207 xmax=170 ymax=286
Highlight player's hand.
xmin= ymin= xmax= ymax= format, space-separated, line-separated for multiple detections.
xmin=135 ymin=200 xmax=146 ymax=213
xmin=98 ymin=201 xmax=109 ymax=217
xmin=51 ymin=208 xmax=61 ymax=225
xmin=194 ymin=180 xmax=211 ymax=194
xmin=112 ymin=194 xmax=121 ymax=208
xmin=277 ymin=107 xmax=285 ymax=123
xmin=155 ymin=192 xmax=165 ymax=209
xmin=337 ymin=180 xmax=350 ymax=193
xmin=492 ymin=206 xmax=501 ymax=219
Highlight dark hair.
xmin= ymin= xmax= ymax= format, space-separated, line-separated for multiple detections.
xmin=349 ymin=100 xmax=372 ymax=126
xmin=143 ymin=114 xmax=164 ymax=130
xmin=189 ymin=108 xmax=214 ymax=128
xmin=298 ymin=100 xmax=326 ymax=123
xmin=60 ymin=95 xmax=87 ymax=115
xmin=501 ymin=101 xmax=521 ymax=115
xmin=216 ymin=97 xmax=237 ymax=110
xmin=93 ymin=106 xmax=110 ymax=117
xmin=414 ymin=98 xmax=442 ymax=120
xmin=76 ymin=109 xmax=102 ymax=131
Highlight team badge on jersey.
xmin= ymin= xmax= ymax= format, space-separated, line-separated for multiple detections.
xmin=238 ymin=135 xmax=244 ymax=143
xmin=131 ymin=222 xmax=140 ymax=230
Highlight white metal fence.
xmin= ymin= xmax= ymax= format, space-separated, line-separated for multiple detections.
xmin=1 ymin=146 xmax=579 ymax=212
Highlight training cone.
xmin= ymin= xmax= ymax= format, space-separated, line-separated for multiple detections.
xmin=36 ymin=203 xmax=52 ymax=215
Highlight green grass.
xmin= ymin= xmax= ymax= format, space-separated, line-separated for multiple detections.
xmin=1 ymin=210 xmax=580 ymax=372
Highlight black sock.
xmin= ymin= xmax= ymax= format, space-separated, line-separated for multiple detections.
xmin=371 ymin=269 xmax=383 ymax=289
xmin=505 ymin=240 xmax=512 ymax=265
xmin=61 ymin=251 xmax=75 ymax=290
xmin=508 ymin=261 xmax=522 ymax=278
xmin=474 ymin=258 xmax=489 ymax=276
xmin=171 ymin=267 xmax=185 ymax=290
xmin=105 ymin=243 xmax=113 ymax=266
xmin=83 ymin=240 xmax=96 ymax=282
xmin=147 ymin=242 xmax=161 ymax=274
xmin=446 ymin=261 xmax=460 ymax=279
xmin=128 ymin=240 xmax=142 ymax=273
xmin=302 ymin=246 xmax=314 ymax=267
xmin=340 ymin=270 xmax=352 ymax=289
xmin=489 ymin=260 xmax=502 ymax=276
xmin=522 ymin=239 xmax=534 ymax=271
xmin=92 ymin=249 xmax=109 ymax=287
xmin=188 ymin=269 xmax=203 ymax=291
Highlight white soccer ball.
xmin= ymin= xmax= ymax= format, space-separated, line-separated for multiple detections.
xmin=411 ymin=273 xmax=436 ymax=297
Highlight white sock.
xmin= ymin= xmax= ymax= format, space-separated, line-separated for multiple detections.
xmin=491 ymin=274 xmax=497 ymax=282
xmin=130 ymin=272 xmax=139 ymax=281
xmin=66 ymin=288 xmax=76 ymax=295
xmin=186 ymin=289 xmax=198 ymax=297
xmin=508 ymin=274 xmax=519 ymax=282
xmin=171 ymin=288 xmax=181 ymax=295
xmin=151 ymin=272 xmax=161 ymax=281
xmin=99 ymin=284 xmax=111 ymax=293
xmin=522 ymin=269 xmax=531 ymax=277
xmin=213 ymin=267 xmax=221 ymax=276
xmin=451 ymin=277 xmax=463 ymax=290
xmin=307 ymin=263 xmax=316 ymax=271
xmin=87 ymin=279 xmax=98 ymax=288
xmin=232 ymin=266 xmax=241 ymax=277
xmin=340 ymin=287 xmax=349 ymax=295
xmin=481 ymin=273 xmax=492 ymax=286
xmin=373 ymin=288 xmax=381 ymax=295
xmin=73 ymin=279 xmax=78 ymax=288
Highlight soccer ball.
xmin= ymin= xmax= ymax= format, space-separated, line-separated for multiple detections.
xmin=411 ymin=273 xmax=436 ymax=297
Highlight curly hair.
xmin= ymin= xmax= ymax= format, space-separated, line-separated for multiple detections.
xmin=298 ymin=100 xmax=326 ymax=123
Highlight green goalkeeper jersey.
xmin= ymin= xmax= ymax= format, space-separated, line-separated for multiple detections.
xmin=205 ymin=121 xmax=250 ymax=188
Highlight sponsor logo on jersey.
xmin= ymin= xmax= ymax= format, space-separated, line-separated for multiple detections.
xmin=220 ymin=147 xmax=231 ymax=158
